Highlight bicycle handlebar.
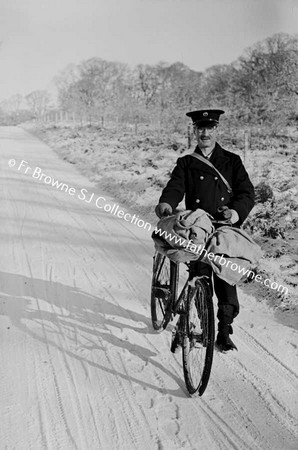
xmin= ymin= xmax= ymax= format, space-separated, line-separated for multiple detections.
xmin=211 ymin=219 xmax=232 ymax=226
xmin=161 ymin=209 xmax=232 ymax=226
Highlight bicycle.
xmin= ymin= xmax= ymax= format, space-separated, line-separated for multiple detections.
xmin=151 ymin=219 xmax=231 ymax=397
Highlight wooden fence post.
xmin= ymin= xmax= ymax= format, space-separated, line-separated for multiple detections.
xmin=187 ymin=123 xmax=192 ymax=149
xmin=244 ymin=130 xmax=250 ymax=165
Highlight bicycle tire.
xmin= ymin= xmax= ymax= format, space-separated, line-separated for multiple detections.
xmin=151 ymin=253 xmax=178 ymax=331
xmin=182 ymin=278 xmax=214 ymax=396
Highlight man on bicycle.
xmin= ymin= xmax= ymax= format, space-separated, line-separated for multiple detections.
xmin=155 ymin=109 xmax=255 ymax=352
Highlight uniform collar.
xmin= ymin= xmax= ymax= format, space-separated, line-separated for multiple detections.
xmin=195 ymin=142 xmax=228 ymax=163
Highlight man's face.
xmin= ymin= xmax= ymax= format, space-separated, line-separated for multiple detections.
xmin=194 ymin=123 xmax=218 ymax=151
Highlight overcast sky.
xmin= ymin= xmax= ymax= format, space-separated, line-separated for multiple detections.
xmin=0 ymin=0 xmax=297 ymax=101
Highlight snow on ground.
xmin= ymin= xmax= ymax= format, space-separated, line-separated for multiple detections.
xmin=0 ymin=126 xmax=297 ymax=450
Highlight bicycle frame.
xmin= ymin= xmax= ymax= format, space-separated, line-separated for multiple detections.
xmin=171 ymin=263 xmax=189 ymax=316
xmin=171 ymin=263 xmax=211 ymax=319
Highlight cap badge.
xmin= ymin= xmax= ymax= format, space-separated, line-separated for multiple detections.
xmin=203 ymin=112 xmax=208 ymax=116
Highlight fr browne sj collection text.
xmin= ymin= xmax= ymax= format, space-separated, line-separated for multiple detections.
xmin=8 ymin=159 xmax=150 ymax=227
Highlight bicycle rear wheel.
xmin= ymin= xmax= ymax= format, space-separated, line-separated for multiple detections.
xmin=151 ymin=252 xmax=178 ymax=331
xmin=182 ymin=278 xmax=214 ymax=396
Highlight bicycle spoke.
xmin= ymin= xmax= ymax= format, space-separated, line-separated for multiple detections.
xmin=182 ymin=279 xmax=214 ymax=396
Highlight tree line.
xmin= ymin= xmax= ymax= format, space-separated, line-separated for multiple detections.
xmin=1 ymin=32 xmax=297 ymax=132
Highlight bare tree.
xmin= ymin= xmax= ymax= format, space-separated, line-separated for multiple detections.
xmin=26 ymin=90 xmax=51 ymax=120
xmin=232 ymin=33 xmax=298 ymax=124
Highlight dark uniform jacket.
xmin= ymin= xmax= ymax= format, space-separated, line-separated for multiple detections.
xmin=159 ymin=143 xmax=255 ymax=226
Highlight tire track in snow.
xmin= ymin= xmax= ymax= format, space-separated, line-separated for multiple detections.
xmin=23 ymin=252 xmax=80 ymax=450
xmin=205 ymin=348 xmax=298 ymax=449
xmin=29 ymin=176 xmax=91 ymax=450
xmin=3 ymin=175 xmax=78 ymax=449
xmin=238 ymin=325 xmax=298 ymax=383
xmin=89 ymin=334 xmax=155 ymax=449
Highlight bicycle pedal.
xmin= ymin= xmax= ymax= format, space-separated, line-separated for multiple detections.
xmin=170 ymin=330 xmax=182 ymax=353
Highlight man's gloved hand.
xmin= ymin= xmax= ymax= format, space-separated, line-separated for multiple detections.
xmin=155 ymin=203 xmax=173 ymax=218
xmin=217 ymin=206 xmax=239 ymax=224
xmin=217 ymin=206 xmax=232 ymax=220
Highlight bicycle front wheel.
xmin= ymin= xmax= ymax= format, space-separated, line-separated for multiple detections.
xmin=151 ymin=252 xmax=178 ymax=331
xmin=182 ymin=278 xmax=214 ymax=396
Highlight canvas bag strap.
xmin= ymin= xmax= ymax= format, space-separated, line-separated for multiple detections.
xmin=190 ymin=152 xmax=233 ymax=194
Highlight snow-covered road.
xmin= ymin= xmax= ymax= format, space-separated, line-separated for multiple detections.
xmin=0 ymin=126 xmax=297 ymax=450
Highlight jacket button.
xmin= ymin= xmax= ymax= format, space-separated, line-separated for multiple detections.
xmin=214 ymin=176 xmax=218 ymax=180
xmin=196 ymin=199 xmax=200 ymax=203
xmin=199 ymin=176 xmax=204 ymax=180
xmin=221 ymin=197 xmax=225 ymax=201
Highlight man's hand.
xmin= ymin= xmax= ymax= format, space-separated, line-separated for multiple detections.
xmin=217 ymin=206 xmax=239 ymax=224
xmin=155 ymin=203 xmax=173 ymax=218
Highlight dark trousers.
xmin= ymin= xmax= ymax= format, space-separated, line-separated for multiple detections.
xmin=189 ymin=260 xmax=239 ymax=324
